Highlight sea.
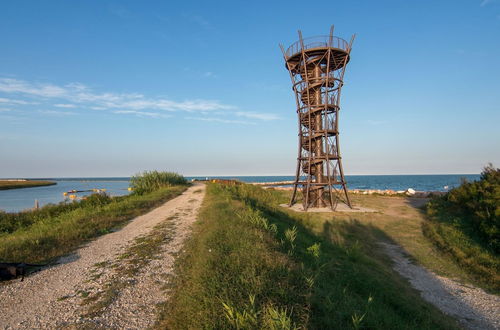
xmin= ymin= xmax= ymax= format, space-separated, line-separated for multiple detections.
xmin=0 ymin=174 xmax=480 ymax=213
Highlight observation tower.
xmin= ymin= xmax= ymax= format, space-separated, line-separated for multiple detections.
xmin=280 ymin=26 xmax=355 ymax=210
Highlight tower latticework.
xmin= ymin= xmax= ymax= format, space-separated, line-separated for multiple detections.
xmin=280 ymin=26 xmax=355 ymax=210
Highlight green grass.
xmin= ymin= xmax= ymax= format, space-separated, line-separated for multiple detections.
xmin=0 ymin=180 xmax=56 ymax=190
xmin=423 ymin=198 xmax=499 ymax=293
xmin=157 ymin=183 xmax=458 ymax=329
xmin=0 ymin=193 xmax=113 ymax=234
xmin=0 ymin=185 xmax=187 ymax=264
xmin=421 ymin=165 xmax=499 ymax=293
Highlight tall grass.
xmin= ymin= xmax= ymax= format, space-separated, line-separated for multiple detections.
xmin=157 ymin=183 xmax=458 ymax=329
xmin=0 ymin=193 xmax=112 ymax=234
xmin=130 ymin=171 xmax=187 ymax=195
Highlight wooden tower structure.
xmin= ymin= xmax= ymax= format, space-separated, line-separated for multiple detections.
xmin=280 ymin=26 xmax=355 ymax=210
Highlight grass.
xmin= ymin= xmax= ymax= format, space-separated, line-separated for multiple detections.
xmin=423 ymin=198 xmax=499 ymax=293
xmin=0 ymin=180 xmax=56 ymax=190
xmin=305 ymin=194 xmax=473 ymax=285
xmin=421 ymin=165 xmax=499 ymax=293
xmin=0 ymin=185 xmax=187 ymax=264
xmin=157 ymin=183 xmax=459 ymax=329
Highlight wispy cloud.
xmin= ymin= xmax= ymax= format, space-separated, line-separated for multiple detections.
xmin=480 ymin=0 xmax=498 ymax=6
xmin=0 ymin=77 xmax=280 ymax=122
xmin=0 ymin=108 xmax=12 ymax=112
xmin=113 ymin=110 xmax=171 ymax=118
xmin=54 ymin=103 xmax=76 ymax=108
xmin=0 ymin=97 xmax=35 ymax=105
xmin=0 ymin=78 xmax=233 ymax=112
xmin=38 ymin=110 xmax=77 ymax=116
xmin=0 ymin=78 xmax=66 ymax=97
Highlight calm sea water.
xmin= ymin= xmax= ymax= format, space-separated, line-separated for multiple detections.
xmin=0 ymin=174 xmax=480 ymax=213
xmin=0 ymin=178 xmax=130 ymax=213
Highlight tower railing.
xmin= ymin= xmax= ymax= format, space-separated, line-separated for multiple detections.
xmin=285 ymin=35 xmax=350 ymax=58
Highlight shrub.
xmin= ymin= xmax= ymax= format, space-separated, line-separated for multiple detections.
xmin=130 ymin=171 xmax=187 ymax=195
xmin=442 ymin=164 xmax=499 ymax=252
xmin=423 ymin=164 xmax=500 ymax=292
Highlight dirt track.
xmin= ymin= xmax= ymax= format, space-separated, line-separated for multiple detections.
xmin=0 ymin=183 xmax=205 ymax=329
xmin=380 ymin=242 xmax=500 ymax=330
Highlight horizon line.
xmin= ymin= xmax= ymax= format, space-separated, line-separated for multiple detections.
xmin=1 ymin=173 xmax=481 ymax=179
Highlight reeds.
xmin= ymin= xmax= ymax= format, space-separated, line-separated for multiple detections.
xmin=130 ymin=171 xmax=187 ymax=195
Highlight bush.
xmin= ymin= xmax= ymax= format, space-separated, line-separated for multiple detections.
xmin=423 ymin=164 xmax=500 ymax=292
xmin=130 ymin=171 xmax=187 ymax=195
xmin=442 ymin=164 xmax=499 ymax=252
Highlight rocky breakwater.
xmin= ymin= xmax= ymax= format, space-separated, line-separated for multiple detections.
xmin=349 ymin=188 xmax=446 ymax=198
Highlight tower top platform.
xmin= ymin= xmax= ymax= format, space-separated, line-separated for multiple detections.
xmin=283 ymin=35 xmax=353 ymax=72
xmin=284 ymin=35 xmax=351 ymax=59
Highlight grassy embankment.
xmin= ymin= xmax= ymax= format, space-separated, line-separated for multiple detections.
xmin=423 ymin=165 xmax=499 ymax=293
xmin=0 ymin=171 xmax=188 ymax=264
xmin=158 ymin=183 xmax=458 ymax=329
xmin=0 ymin=180 xmax=56 ymax=190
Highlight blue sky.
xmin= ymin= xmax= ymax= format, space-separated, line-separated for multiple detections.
xmin=0 ymin=0 xmax=499 ymax=177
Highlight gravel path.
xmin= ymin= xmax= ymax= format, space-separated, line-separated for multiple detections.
xmin=380 ymin=242 xmax=500 ymax=330
xmin=0 ymin=183 xmax=205 ymax=329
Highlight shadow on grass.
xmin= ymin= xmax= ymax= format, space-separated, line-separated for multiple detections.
xmin=404 ymin=197 xmax=429 ymax=210
xmin=240 ymin=192 xmax=459 ymax=329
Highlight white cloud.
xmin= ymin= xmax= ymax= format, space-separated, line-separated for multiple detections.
xmin=0 ymin=78 xmax=233 ymax=113
xmin=0 ymin=77 xmax=280 ymax=123
xmin=38 ymin=110 xmax=77 ymax=116
xmin=113 ymin=110 xmax=171 ymax=118
xmin=0 ymin=108 xmax=11 ymax=112
xmin=54 ymin=103 xmax=77 ymax=108
xmin=0 ymin=97 xmax=35 ymax=105
xmin=0 ymin=78 xmax=66 ymax=97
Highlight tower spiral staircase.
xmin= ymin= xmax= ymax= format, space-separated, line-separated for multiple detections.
xmin=280 ymin=26 xmax=355 ymax=210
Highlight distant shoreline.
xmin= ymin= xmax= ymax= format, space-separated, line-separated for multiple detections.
xmin=0 ymin=180 xmax=56 ymax=190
